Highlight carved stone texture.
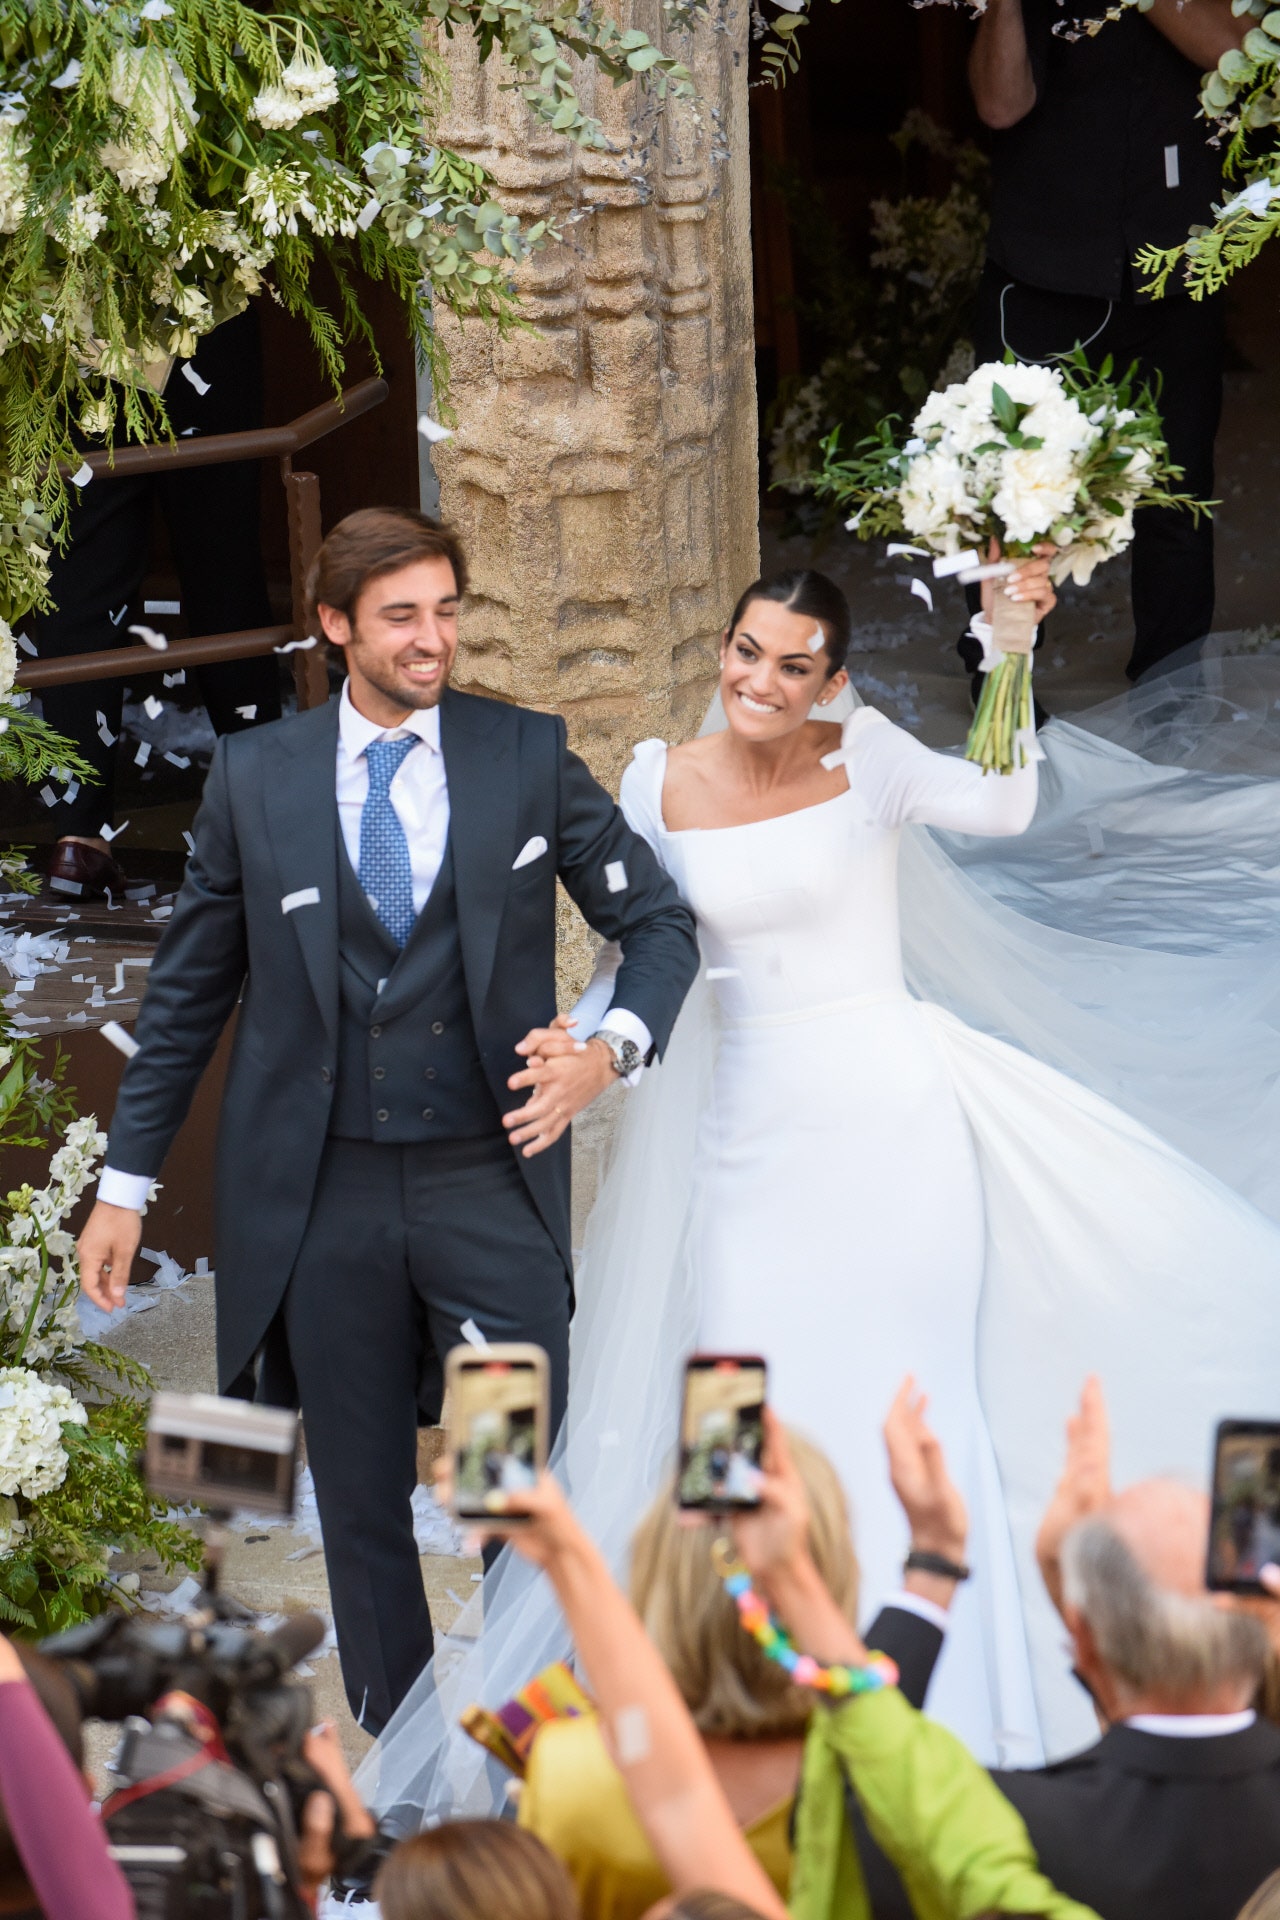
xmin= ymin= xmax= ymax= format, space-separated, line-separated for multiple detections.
xmin=430 ymin=6 xmax=758 ymax=994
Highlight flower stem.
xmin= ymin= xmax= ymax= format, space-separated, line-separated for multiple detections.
xmin=13 ymin=1211 xmax=51 ymax=1367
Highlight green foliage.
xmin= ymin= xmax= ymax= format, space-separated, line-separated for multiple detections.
xmin=0 ymin=0 xmax=711 ymax=635
xmin=766 ymin=113 xmax=989 ymax=508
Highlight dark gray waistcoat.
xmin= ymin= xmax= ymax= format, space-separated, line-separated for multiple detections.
xmin=328 ymin=834 xmax=503 ymax=1143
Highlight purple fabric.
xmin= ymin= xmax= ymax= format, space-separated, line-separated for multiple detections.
xmin=0 ymin=1679 xmax=134 ymax=1920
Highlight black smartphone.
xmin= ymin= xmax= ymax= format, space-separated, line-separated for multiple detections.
xmin=445 ymin=1344 xmax=550 ymax=1523
xmin=1206 ymin=1418 xmax=1280 ymax=1593
xmin=676 ymin=1353 xmax=768 ymax=1512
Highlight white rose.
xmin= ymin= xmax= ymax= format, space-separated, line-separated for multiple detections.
xmin=0 ymin=620 xmax=17 ymax=702
xmin=992 ymin=446 xmax=1079 ymax=543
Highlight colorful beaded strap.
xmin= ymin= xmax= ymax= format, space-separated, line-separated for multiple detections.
xmin=716 ymin=1548 xmax=899 ymax=1698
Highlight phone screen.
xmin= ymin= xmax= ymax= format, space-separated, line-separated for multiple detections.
xmin=1207 ymin=1419 xmax=1280 ymax=1592
xmin=677 ymin=1354 xmax=768 ymax=1511
xmin=451 ymin=1355 xmax=546 ymax=1519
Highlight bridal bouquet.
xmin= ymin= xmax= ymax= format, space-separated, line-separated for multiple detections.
xmin=817 ymin=352 xmax=1203 ymax=774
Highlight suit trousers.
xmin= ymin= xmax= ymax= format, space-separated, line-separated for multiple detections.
xmin=280 ymin=1134 xmax=571 ymax=1736
xmin=959 ymin=262 xmax=1224 ymax=683
xmin=34 ymin=308 xmax=281 ymax=838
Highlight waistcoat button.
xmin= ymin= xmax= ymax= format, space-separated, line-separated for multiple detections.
xmin=321 ymin=1067 xmax=333 ymax=1084
xmin=424 ymin=1067 xmax=437 ymax=1081
xmin=430 ymin=1021 xmax=445 ymax=1035
xmin=373 ymin=1066 xmax=386 ymax=1080
xmin=422 ymin=1108 xmax=434 ymax=1121
xmin=376 ymin=1108 xmax=389 ymax=1123
xmin=370 ymin=1025 xmax=382 ymax=1039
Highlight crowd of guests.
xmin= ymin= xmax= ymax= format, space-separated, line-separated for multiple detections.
xmin=4 ymin=1373 xmax=1280 ymax=1920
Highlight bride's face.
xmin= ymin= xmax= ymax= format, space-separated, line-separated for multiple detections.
xmin=719 ymin=600 xmax=847 ymax=740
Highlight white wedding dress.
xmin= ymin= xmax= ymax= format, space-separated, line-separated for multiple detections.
xmin=359 ymin=660 xmax=1280 ymax=1821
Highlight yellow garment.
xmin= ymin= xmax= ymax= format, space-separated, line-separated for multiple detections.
xmin=520 ymin=1711 xmax=794 ymax=1920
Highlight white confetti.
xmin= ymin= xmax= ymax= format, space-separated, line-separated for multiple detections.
xmin=129 ymin=625 xmax=168 ymax=651
xmin=134 ymin=741 xmax=151 ymax=767
xmin=100 ymin=820 xmax=128 ymax=842
xmin=807 ymin=627 xmax=825 ymax=653
xmin=182 ymin=830 xmax=195 ymax=855
xmin=194 ymin=1257 xmax=210 ymax=1276
xmin=143 ymin=694 xmax=164 ymax=720
xmin=70 ymin=462 xmax=93 ymax=488
xmin=163 ymin=751 xmax=191 ymax=768
xmin=151 ymin=904 xmax=173 ymax=920
xmin=108 ymin=605 xmax=127 ymax=627
xmin=604 ymin=860 xmax=628 ymax=893
xmin=281 ymin=887 xmax=321 ymax=914
xmin=459 ymin=1317 xmax=490 ymax=1350
xmin=40 ymin=314 xmax=55 ymax=333
xmin=274 ymin=637 xmax=318 ymax=653
xmin=180 ymin=364 xmax=210 ymax=396
xmin=14 ymin=632 xmax=36 ymax=657
xmin=100 ymin=1021 xmax=139 ymax=1060
xmin=144 ymin=600 xmax=180 ymax=616
xmin=416 ymin=414 xmax=454 ymax=444
xmin=909 ymin=578 xmax=934 ymax=613
xmin=61 ymin=780 xmax=79 ymax=804
xmin=705 ymin=966 xmax=740 ymax=980
xmin=886 ymin=543 xmax=930 ymax=559
xmin=163 ymin=671 xmax=186 ymax=687
xmin=38 ymin=785 xmax=57 ymax=808
xmin=235 ymin=704 xmax=257 ymax=719
xmin=47 ymin=877 xmax=82 ymax=896
xmin=614 ymin=1705 xmax=650 ymax=1765
xmin=96 ymin=711 xmax=117 ymax=746
xmin=51 ymin=58 xmax=82 ymax=86
xmin=932 ymin=548 xmax=982 ymax=579
xmin=357 ymin=198 xmax=382 ymax=231
xmin=125 ymin=883 xmax=155 ymax=901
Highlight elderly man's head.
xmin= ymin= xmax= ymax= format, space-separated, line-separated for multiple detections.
xmin=1060 ymin=1477 xmax=1268 ymax=1719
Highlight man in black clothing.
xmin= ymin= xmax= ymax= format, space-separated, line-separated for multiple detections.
xmin=965 ymin=0 xmax=1248 ymax=681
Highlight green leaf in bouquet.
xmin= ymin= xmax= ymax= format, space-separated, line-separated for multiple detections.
xmin=990 ymin=382 xmax=1022 ymax=435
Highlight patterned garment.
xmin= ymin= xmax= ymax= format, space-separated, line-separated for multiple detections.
xmin=358 ymin=734 xmax=420 ymax=947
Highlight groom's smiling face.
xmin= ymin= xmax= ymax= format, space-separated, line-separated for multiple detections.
xmin=318 ymin=554 xmax=461 ymax=724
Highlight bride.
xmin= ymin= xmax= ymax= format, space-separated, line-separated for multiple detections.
xmin=360 ymin=570 xmax=1280 ymax=1819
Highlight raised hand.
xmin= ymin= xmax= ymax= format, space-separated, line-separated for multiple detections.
xmin=1036 ymin=1374 xmax=1112 ymax=1618
xmin=883 ymin=1376 xmax=968 ymax=1562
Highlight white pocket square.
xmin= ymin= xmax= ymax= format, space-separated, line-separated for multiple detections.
xmin=512 ymin=836 xmax=548 ymax=871
xmin=281 ymin=886 xmax=321 ymax=914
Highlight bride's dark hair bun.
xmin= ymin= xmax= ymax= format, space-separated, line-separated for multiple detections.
xmin=727 ymin=569 xmax=852 ymax=677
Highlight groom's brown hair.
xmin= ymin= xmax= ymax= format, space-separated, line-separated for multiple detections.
xmin=306 ymin=507 xmax=469 ymax=631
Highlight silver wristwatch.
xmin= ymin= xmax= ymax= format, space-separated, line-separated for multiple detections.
xmin=594 ymin=1028 xmax=644 ymax=1079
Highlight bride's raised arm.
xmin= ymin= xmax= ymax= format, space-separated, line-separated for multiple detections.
xmin=826 ymin=707 xmax=1039 ymax=839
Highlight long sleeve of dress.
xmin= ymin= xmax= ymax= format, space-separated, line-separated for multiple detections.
xmin=0 ymin=1679 xmax=135 ymax=1920
xmin=829 ymin=708 xmax=1038 ymax=838
xmin=788 ymin=1689 xmax=1098 ymax=1920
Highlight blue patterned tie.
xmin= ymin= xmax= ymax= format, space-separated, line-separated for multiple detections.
xmin=359 ymin=735 xmax=419 ymax=948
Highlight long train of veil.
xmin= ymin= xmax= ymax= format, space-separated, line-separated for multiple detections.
xmin=357 ymin=637 xmax=1280 ymax=1822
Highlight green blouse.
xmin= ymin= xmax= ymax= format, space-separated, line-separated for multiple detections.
xmin=789 ymin=1689 xmax=1100 ymax=1920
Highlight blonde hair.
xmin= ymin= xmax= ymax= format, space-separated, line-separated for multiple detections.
xmin=629 ymin=1427 xmax=859 ymax=1738
xmin=376 ymin=1820 xmax=578 ymax=1920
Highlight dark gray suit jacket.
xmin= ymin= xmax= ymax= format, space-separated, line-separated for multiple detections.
xmin=106 ymin=688 xmax=700 ymax=1388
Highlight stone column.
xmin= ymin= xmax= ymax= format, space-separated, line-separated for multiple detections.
xmin=430 ymin=7 xmax=759 ymax=990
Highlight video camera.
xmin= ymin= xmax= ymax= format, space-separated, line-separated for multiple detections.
xmin=41 ymin=1392 xmax=393 ymax=1919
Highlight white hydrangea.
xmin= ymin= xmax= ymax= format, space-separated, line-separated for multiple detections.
xmin=0 ymin=619 xmax=17 ymax=702
xmin=100 ymin=46 xmax=198 ymax=201
xmin=60 ymin=192 xmax=107 ymax=252
xmin=0 ymin=1494 xmax=26 ymax=1559
xmin=0 ymin=117 xmax=30 ymax=234
xmin=0 ymin=1368 xmax=86 ymax=1501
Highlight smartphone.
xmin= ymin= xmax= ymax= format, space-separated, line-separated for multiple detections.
xmin=444 ymin=1343 xmax=550 ymax=1522
xmin=676 ymin=1353 xmax=768 ymax=1512
xmin=1206 ymin=1418 xmax=1280 ymax=1593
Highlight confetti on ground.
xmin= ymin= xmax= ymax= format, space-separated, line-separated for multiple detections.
xmin=163 ymin=751 xmax=191 ymax=768
xmin=235 ymin=705 xmax=257 ymax=719
xmin=163 ymin=671 xmax=186 ymax=687
xmin=143 ymin=694 xmax=164 ymax=720
xmin=135 ymin=741 xmax=151 ymax=767
xmin=100 ymin=820 xmax=128 ymax=842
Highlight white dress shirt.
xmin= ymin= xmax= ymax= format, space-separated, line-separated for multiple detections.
xmin=98 ymin=680 xmax=650 ymax=1210
xmin=1124 ymin=1709 xmax=1257 ymax=1737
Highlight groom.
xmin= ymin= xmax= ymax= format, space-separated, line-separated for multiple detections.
xmin=77 ymin=507 xmax=699 ymax=1732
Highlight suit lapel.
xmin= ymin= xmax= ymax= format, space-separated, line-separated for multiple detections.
xmin=269 ymin=699 xmax=342 ymax=1042
xmin=440 ymin=688 xmax=519 ymax=1020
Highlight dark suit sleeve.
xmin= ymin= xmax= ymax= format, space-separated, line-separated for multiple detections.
xmin=865 ymin=1604 xmax=946 ymax=1710
xmin=105 ymin=737 xmax=249 ymax=1178
xmin=553 ymin=723 xmax=699 ymax=1058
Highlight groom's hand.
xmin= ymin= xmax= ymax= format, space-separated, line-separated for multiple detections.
xmin=505 ymin=1033 xmax=618 ymax=1156
xmin=77 ymin=1200 xmax=143 ymax=1311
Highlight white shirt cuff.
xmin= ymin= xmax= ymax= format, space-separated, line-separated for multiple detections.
xmin=597 ymin=1007 xmax=653 ymax=1087
xmin=884 ymin=1589 xmax=952 ymax=1634
xmin=97 ymin=1167 xmax=152 ymax=1211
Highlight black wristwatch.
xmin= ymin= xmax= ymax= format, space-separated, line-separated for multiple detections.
xmin=904 ymin=1548 xmax=971 ymax=1583
xmin=594 ymin=1028 xmax=644 ymax=1079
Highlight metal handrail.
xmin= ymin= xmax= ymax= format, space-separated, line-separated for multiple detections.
xmin=56 ymin=375 xmax=388 ymax=480
xmin=22 ymin=376 xmax=390 ymax=710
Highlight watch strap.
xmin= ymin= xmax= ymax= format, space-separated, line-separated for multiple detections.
xmin=904 ymin=1548 xmax=971 ymax=1583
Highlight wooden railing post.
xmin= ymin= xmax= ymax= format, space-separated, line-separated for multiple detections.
xmin=283 ymin=462 xmax=329 ymax=710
